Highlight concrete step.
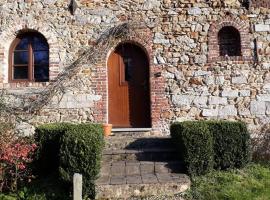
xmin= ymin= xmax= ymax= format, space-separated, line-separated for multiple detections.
xmin=95 ymin=161 xmax=190 ymax=199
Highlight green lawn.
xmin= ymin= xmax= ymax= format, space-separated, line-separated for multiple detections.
xmin=186 ymin=163 xmax=270 ymax=200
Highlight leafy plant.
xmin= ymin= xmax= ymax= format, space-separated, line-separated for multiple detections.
xmin=0 ymin=123 xmax=37 ymax=193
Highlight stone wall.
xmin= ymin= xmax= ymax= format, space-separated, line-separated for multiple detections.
xmin=0 ymin=0 xmax=270 ymax=134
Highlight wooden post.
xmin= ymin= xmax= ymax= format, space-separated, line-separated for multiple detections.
xmin=73 ymin=173 xmax=82 ymax=200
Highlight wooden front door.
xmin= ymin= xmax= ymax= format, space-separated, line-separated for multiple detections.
xmin=108 ymin=43 xmax=151 ymax=128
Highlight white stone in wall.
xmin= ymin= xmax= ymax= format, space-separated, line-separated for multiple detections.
xmin=195 ymin=24 xmax=203 ymax=32
xmin=86 ymin=94 xmax=101 ymax=101
xmin=209 ymin=96 xmax=228 ymax=105
xmin=154 ymin=57 xmax=158 ymax=64
xmin=172 ymin=95 xmax=194 ymax=107
xmin=188 ymin=7 xmax=202 ymax=16
xmin=43 ymin=0 xmax=56 ymax=4
xmin=174 ymin=71 xmax=183 ymax=81
xmin=193 ymin=96 xmax=208 ymax=107
xmin=239 ymin=107 xmax=251 ymax=116
xmin=239 ymin=90 xmax=251 ymax=97
xmin=221 ymin=89 xmax=239 ymax=97
xmin=203 ymin=23 xmax=210 ymax=32
xmin=168 ymin=10 xmax=178 ymax=15
xmin=156 ymin=56 xmax=166 ymax=64
xmin=215 ymin=76 xmax=225 ymax=85
xmin=16 ymin=122 xmax=35 ymax=136
xmin=201 ymin=43 xmax=208 ymax=53
xmin=266 ymin=102 xmax=270 ymax=115
xmin=250 ymin=101 xmax=266 ymax=115
xmin=257 ymin=94 xmax=270 ymax=102
xmin=88 ymin=16 xmax=102 ymax=24
xmin=180 ymin=55 xmax=189 ymax=64
xmin=163 ymin=72 xmax=175 ymax=79
xmin=176 ymin=36 xmax=197 ymax=49
xmin=205 ymin=76 xmax=215 ymax=85
xmin=218 ymin=105 xmax=237 ymax=116
xmin=194 ymin=55 xmax=207 ymax=64
xmin=143 ymin=0 xmax=160 ymax=10
xmin=265 ymin=19 xmax=270 ymax=25
xmin=255 ymin=24 xmax=270 ymax=32
xmin=202 ymin=109 xmax=218 ymax=117
xmin=154 ymin=33 xmax=170 ymax=45
xmin=263 ymin=83 xmax=270 ymax=93
xmin=232 ymin=76 xmax=247 ymax=84
xmin=193 ymin=70 xmax=211 ymax=77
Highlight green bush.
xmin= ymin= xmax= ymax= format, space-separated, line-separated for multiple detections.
xmin=171 ymin=120 xmax=251 ymax=176
xmin=34 ymin=123 xmax=104 ymax=198
xmin=34 ymin=123 xmax=70 ymax=175
xmin=206 ymin=121 xmax=251 ymax=169
xmin=59 ymin=124 xmax=104 ymax=198
xmin=170 ymin=121 xmax=214 ymax=176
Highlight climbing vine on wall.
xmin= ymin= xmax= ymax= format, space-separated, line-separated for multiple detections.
xmin=0 ymin=22 xmax=145 ymax=123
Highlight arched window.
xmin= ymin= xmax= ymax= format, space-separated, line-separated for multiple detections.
xmin=9 ymin=32 xmax=49 ymax=82
xmin=218 ymin=26 xmax=241 ymax=57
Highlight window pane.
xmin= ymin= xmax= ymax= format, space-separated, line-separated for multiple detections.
xmin=15 ymin=38 xmax=29 ymax=50
xmin=34 ymin=65 xmax=49 ymax=82
xmin=14 ymin=66 xmax=28 ymax=79
xmin=123 ymin=57 xmax=132 ymax=81
xmin=14 ymin=51 xmax=28 ymax=65
xmin=34 ymin=51 xmax=49 ymax=65
xmin=32 ymin=36 xmax=49 ymax=50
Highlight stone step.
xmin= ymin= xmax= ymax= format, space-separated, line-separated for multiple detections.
xmin=95 ymin=161 xmax=190 ymax=199
xmin=105 ymin=134 xmax=173 ymax=151
xmin=102 ymin=148 xmax=179 ymax=163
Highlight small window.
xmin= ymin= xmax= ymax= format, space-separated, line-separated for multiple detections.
xmin=218 ymin=26 xmax=241 ymax=57
xmin=9 ymin=32 xmax=49 ymax=82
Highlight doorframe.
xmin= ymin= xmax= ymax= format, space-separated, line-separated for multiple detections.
xmin=106 ymin=40 xmax=152 ymax=128
xmin=91 ymin=27 xmax=170 ymax=133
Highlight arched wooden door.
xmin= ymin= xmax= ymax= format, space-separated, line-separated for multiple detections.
xmin=108 ymin=43 xmax=151 ymax=128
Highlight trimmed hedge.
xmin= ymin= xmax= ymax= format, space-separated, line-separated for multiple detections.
xmin=171 ymin=120 xmax=250 ymax=176
xmin=34 ymin=123 xmax=70 ymax=174
xmin=171 ymin=121 xmax=214 ymax=175
xmin=207 ymin=121 xmax=251 ymax=170
xmin=34 ymin=123 xmax=104 ymax=198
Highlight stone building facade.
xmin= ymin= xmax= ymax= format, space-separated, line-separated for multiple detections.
xmin=0 ymin=0 xmax=270 ymax=134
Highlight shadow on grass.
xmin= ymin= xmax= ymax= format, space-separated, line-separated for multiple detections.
xmin=0 ymin=173 xmax=71 ymax=200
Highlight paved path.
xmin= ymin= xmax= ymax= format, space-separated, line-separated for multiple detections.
xmin=95 ymin=132 xmax=190 ymax=199
xmin=97 ymin=161 xmax=186 ymax=185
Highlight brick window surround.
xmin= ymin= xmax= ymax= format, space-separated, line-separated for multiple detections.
xmin=0 ymin=23 xmax=61 ymax=87
xmin=208 ymin=16 xmax=252 ymax=63
xmin=252 ymin=0 xmax=270 ymax=8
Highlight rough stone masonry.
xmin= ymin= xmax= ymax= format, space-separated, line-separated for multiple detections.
xmin=0 ymin=0 xmax=270 ymax=135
